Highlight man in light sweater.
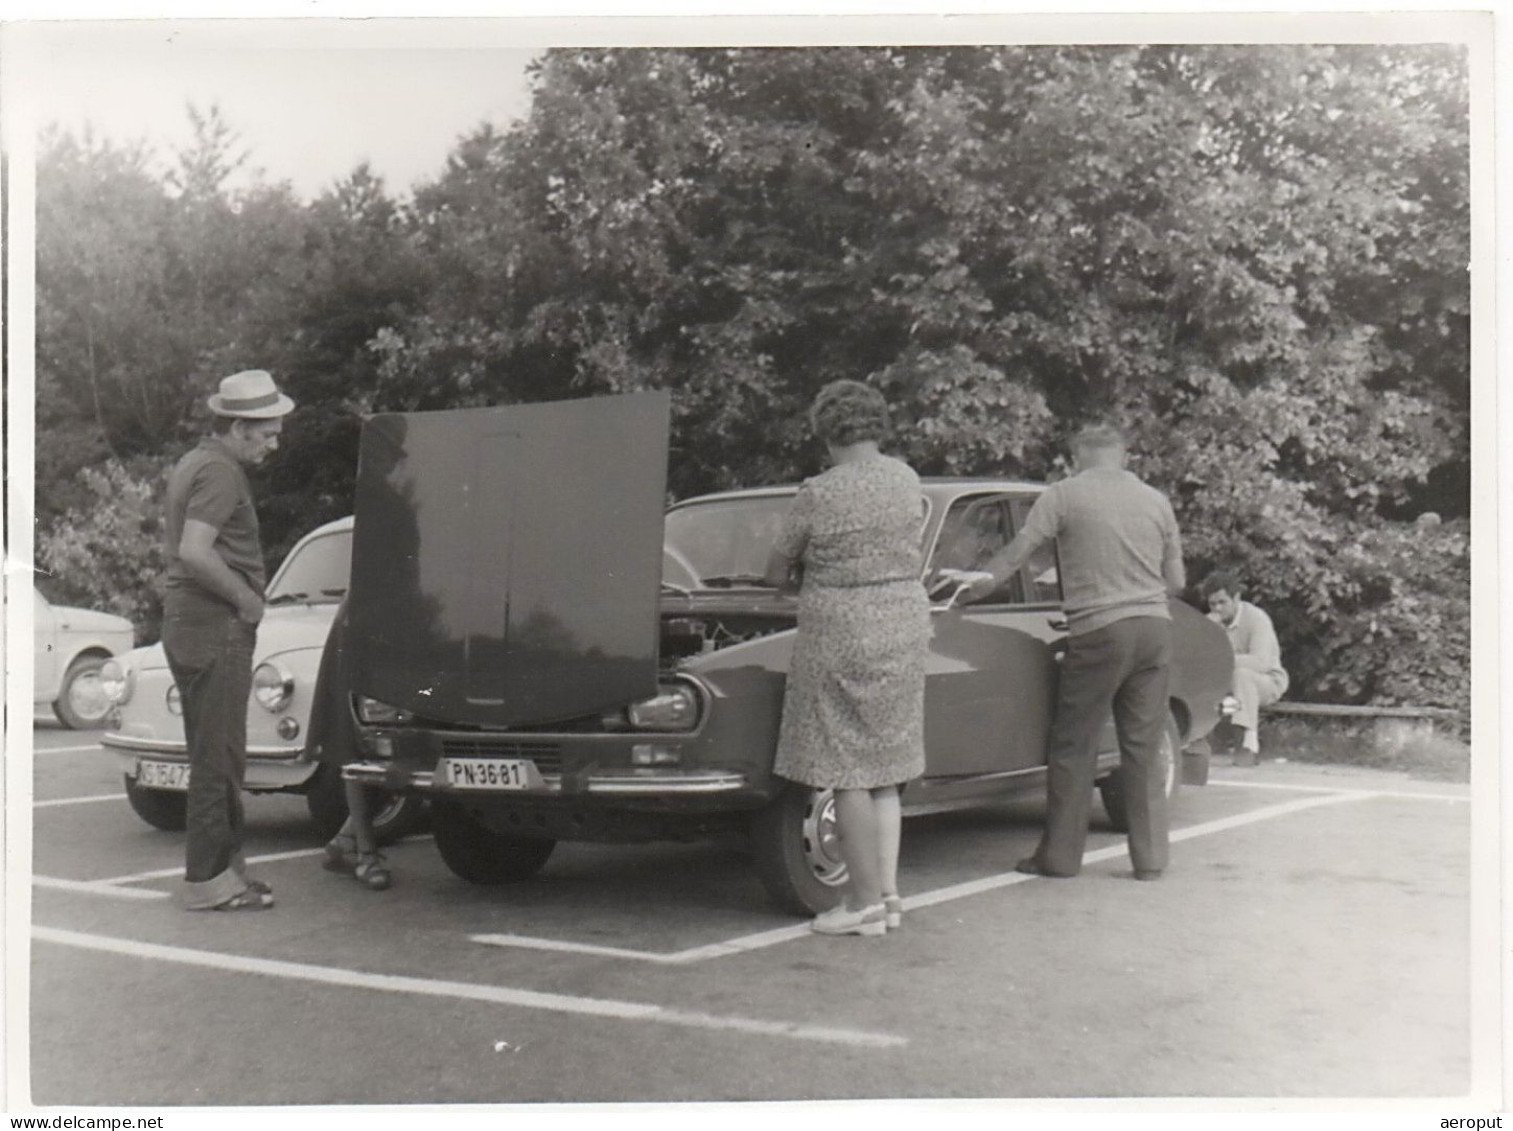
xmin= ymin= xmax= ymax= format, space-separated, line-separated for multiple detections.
xmin=1199 ymin=570 xmax=1289 ymax=766
xmin=943 ymin=421 xmax=1185 ymax=880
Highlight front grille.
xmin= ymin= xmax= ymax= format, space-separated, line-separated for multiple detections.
xmin=439 ymin=737 xmax=563 ymax=775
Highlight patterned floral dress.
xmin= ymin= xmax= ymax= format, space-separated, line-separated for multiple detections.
xmin=772 ymin=452 xmax=930 ymax=790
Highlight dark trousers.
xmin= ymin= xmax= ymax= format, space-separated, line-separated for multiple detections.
xmin=1034 ymin=616 xmax=1172 ymax=876
xmin=162 ymin=609 xmax=256 ymax=894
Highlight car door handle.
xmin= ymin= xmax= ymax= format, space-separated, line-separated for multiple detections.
xmin=1047 ymin=616 xmax=1068 ymax=632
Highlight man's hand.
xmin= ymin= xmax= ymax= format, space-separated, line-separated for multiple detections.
xmin=931 ymin=568 xmax=997 ymax=604
xmin=235 ymin=592 xmax=265 ymax=626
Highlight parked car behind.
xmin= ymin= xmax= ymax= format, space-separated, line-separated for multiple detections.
xmin=33 ymin=584 xmax=136 ymax=729
xmin=100 ymin=516 xmax=423 ymax=843
xmin=320 ymin=392 xmax=1235 ymax=914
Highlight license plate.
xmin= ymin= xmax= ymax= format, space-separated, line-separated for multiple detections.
xmin=136 ymin=760 xmax=190 ymax=790
xmin=440 ymin=758 xmax=545 ymax=791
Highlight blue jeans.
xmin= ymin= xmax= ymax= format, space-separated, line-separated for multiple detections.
xmin=162 ymin=609 xmax=256 ymax=905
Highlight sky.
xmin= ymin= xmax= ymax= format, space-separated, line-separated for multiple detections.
xmin=16 ymin=28 xmax=539 ymax=199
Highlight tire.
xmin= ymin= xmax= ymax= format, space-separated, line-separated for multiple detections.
xmin=1098 ymin=712 xmax=1182 ymax=834
xmin=750 ymin=785 xmax=848 ymax=916
xmin=123 ymin=773 xmax=188 ymax=832
xmin=303 ymin=765 xmax=426 ymax=846
xmin=54 ymin=654 xmax=110 ymax=729
xmin=430 ymin=799 xmax=556 ymax=884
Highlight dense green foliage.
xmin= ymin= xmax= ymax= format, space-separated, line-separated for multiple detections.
xmin=34 ymin=46 xmax=1471 ymax=713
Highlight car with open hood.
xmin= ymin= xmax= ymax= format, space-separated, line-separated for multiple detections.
xmin=321 ymin=391 xmax=1235 ymax=915
xmin=33 ymin=584 xmax=137 ymax=729
xmin=99 ymin=516 xmax=423 ymax=843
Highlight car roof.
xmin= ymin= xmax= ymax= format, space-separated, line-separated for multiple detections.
xmin=670 ymin=478 xmax=1045 ymax=508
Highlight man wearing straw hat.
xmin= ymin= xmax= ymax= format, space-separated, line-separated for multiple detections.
xmin=162 ymin=370 xmax=294 ymax=911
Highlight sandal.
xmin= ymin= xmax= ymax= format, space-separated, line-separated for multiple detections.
xmin=323 ymin=835 xmax=359 ymax=874
xmin=353 ymin=852 xmax=392 ymax=891
xmin=202 ymin=886 xmax=274 ymax=912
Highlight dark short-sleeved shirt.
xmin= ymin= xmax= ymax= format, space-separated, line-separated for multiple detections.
xmin=163 ymin=437 xmax=265 ymax=616
xmin=1010 ymin=467 xmax=1184 ymax=636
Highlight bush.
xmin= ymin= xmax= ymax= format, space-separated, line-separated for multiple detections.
xmin=37 ymin=458 xmax=172 ymax=644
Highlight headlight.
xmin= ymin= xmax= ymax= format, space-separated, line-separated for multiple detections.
xmin=1220 ymin=694 xmax=1241 ymax=717
xmin=100 ymin=659 xmax=134 ymax=705
xmin=252 ymin=662 xmax=295 ymax=713
xmin=355 ymin=695 xmax=413 ymax=725
xmin=626 ymin=683 xmax=701 ymax=732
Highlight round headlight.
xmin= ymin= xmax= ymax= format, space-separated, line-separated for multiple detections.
xmin=100 ymin=659 xmax=134 ymax=705
xmin=166 ymin=684 xmax=183 ymax=716
xmin=627 ymin=683 xmax=701 ymax=732
xmin=252 ymin=662 xmax=295 ymax=713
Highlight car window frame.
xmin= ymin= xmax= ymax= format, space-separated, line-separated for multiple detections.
xmin=266 ymin=528 xmax=354 ymax=603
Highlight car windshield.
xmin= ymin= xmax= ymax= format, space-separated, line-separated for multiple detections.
xmin=663 ymin=496 xmax=793 ymax=588
xmin=267 ymin=530 xmax=352 ymax=604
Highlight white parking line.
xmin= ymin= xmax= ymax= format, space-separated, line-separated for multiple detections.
xmin=97 ymin=846 xmax=333 ymax=887
xmin=94 ymin=838 xmax=435 ymax=887
xmin=34 ymin=793 xmax=123 ymax=809
xmin=473 ymin=791 xmax=1368 ymax=965
xmin=31 ymin=925 xmax=907 ymax=1049
xmin=31 ymin=743 xmax=107 ymax=755
xmin=32 ymin=877 xmax=169 ymax=901
xmin=1207 ymin=778 xmax=1469 ymax=803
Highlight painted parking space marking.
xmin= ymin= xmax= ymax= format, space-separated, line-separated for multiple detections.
xmin=1207 ymin=778 xmax=1469 ymax=803
xmin=473 ymin=790 xmax=1368 ymax=965
xmin=32 ymin=877 xmax=169 ymax=901
xmin=32 ymin=925 xmax=907 ymax=1049
xmin=93 ymin=837 xmax=436 ymax=888
xmin=31 ymin=743 xmax=107 ymax=755
xmin=34 ymin=793 xmax=123 ymax=809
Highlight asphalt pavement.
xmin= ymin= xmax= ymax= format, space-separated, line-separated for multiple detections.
xmin=22 ymin=723 xmax=1476 ymax=1108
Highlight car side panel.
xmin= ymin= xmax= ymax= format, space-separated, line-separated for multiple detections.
xmin=1167 ymin=597 xmax=1234 ymax=742
xmin=922 ymin=604 xmax=1060 ymax=778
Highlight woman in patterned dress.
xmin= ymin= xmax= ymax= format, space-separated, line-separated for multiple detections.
xmin=763 ymin=380 xmax=930 ymax=937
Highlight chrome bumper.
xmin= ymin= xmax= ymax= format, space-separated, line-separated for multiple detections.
xmin=103 ymin=733 xmax=305 ymax=758
xmin=105 ymin=739 xmax=320 ymax=790
xmin=342 ymin=761 xmax=750 ymax=796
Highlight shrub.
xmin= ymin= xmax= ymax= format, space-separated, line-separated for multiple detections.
xmin=37 ymin=458 xmax=172 ymax=644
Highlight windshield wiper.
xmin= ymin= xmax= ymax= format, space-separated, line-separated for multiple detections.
xmin=661 ymin=581 xmax=692 ymax=597
xmin=321 ymin=588 xmax=348 ymax=598
xmin=697 ymin=574 xmax=774 ymax=588
xmin=266 ymin=592 xmax=309 ymax=606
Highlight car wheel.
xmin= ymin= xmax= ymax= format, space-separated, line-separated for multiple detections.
xmin=54 ymin=654 xmax=111 ymax=729
xmin=1098 ymin=712 xmax=1182 ymax=834
xmin=750 ymin=784 xmax=848 ymax=916
xmin=303 ymin=765 xmax=426 ymax=846
xmin=430 ymin=799 xmax=556 ymax=884
xmin=123 ymin=773 xmax=188 ymax=832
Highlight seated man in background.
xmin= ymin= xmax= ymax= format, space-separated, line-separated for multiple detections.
xmin=1200 ymin=570 xmax=1289 ymax=766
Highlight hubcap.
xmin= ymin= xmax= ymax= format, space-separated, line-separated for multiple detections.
xmin=800 ymin=789 xmax=848 ymax=887
xmin=67 ymin=672 xmax=109 ymax=723
xmin=369 ymin=789 xmax=408 ymax=830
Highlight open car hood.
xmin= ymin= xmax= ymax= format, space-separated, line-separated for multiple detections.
xmin=348 ymin=391 xmax=671 ymax=728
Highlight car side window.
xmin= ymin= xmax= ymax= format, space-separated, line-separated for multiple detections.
xmin=928 ymin=497 xmax=1024 ymax=605
xmin=1010 ymin=497 xmax=1062 ymax=604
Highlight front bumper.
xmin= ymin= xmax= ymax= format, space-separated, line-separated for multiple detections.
xmin=342 ymin=760 xmax=751 ymax=797
xmin=104 ymin=736 xmax=320 ymax=791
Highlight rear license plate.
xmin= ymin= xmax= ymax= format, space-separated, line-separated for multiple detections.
xmin=440 ymin=758 xmax=546 ymax=791
xmin=136 ymin=760 xmax=190 ymax=790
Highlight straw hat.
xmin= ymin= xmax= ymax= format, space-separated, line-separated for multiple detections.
xmin=207 ymin=370 xmax=295 ymax=419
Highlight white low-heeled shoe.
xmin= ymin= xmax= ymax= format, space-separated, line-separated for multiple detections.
xmin=811 ymin=903 xmax=887 ymax=937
